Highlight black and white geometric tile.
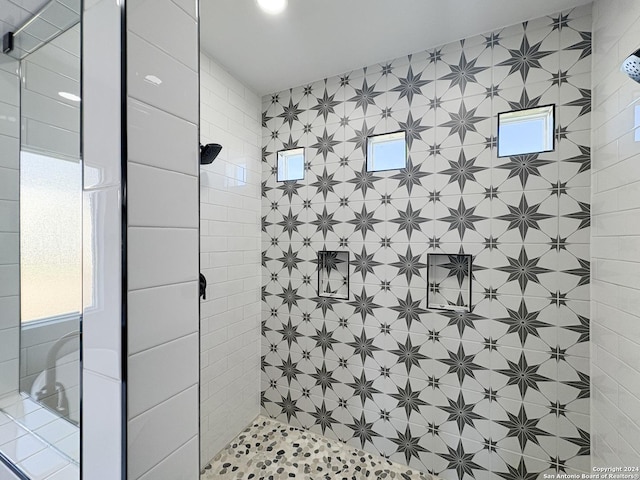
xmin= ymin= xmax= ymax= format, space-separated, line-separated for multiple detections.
xmin=262 ymin=6 xmax=591 ymax=480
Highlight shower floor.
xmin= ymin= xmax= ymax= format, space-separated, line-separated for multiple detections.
xmin=200 ymin=416 xmax=435 ymax=480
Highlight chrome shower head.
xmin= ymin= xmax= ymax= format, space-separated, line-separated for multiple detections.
xmin=621 ymin=48 xmax=640 ymax=83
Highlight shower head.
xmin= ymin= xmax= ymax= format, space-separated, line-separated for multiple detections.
xmin=621 ymin=48 xmax=640 ymax=83
xmin=200 ymin=143 xmax=222 ymax=165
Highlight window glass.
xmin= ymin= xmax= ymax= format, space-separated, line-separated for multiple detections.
xmin=367 ymin=131 xmax=407 ymax=171
xmin=20 ymin=151 xmax=82 ymax=322
xmin=498 ymin=105 xmax=554 ymax=157
xmin=277 ymin=148 xmax=305 ymax=181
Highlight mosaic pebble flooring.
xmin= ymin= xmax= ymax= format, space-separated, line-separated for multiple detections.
xmin=201 ymin=416 xmax=436 ymax=480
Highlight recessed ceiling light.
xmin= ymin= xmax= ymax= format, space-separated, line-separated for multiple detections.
xmin=257 ymin=0 xmax=287 ymax=15
xmin=58 ymin=92 xmax=81 ymax=102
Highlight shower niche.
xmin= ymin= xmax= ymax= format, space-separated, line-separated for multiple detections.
xmin=317 ymin=250 xmax=350 ymax=300
xmin=427 ymin=253 xmax=473 ymax=312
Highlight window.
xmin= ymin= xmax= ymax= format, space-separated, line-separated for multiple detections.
xmin=366 ymin=131 xmax=407 ymax=172
xmin=20 ymin=151 xmax=82 ymax=322
xmin=497 ymin=105 xmax=555 ymax=157
xmin=277 ymin=147 xmax=305 ymax=182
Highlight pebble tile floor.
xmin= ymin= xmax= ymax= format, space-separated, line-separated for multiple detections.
xmin=201 ymin=416 xmax=436 ymax=480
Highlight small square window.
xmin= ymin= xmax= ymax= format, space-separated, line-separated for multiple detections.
xmin=277 ymin=148 xmax=305 ymax=182
xmin=497 ymin=105 xmax=555 ymax=157
xmin=366 ymin=131 xmax=407 ymax=172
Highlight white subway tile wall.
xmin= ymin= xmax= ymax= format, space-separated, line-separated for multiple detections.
xmin=199 ymin=52 xmax=262 ymax=467
xmin=81 ymin=0 xmax=124 ymax=477
xmin=591 ymin=0 xmax=640 ymax=468
xmin=0 ymin=39 xmax=20 ymax=400
xmin=126 ymin=0 xmax=200 ymax=479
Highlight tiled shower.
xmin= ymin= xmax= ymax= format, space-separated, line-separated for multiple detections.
xmin=3 ymin=0 xmax=640 ymax=478
xmin=260 ymin=5 xmax=591 ymax=477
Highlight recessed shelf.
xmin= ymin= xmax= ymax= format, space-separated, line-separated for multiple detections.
xmin=427 ymin=253 xmax=472 ymax=312
xmin=317 ymin=250 xmax=349 ymax=300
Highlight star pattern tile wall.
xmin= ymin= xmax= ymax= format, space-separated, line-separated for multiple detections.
xmin=261 ymin=6 xmax=591 ymax=480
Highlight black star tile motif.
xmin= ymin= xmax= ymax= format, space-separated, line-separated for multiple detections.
xmin=390 ymin=337 xmax=428 ymax=374
xmin=348 ymin=78 xmax=383 ymax=115
xmin=565 ymin=31 xmax=592 ymax=61
xmin=347 ymin=412 xmax=379 ymax=447
xmin=497 ymin=300 xmax=550 ymax=345
xmin=497 ymin=194 xmax=554 ymax=239
xmin=440 ymin=149 xmax=488 ymax=192
xmin=439 ymin=343 xmax=487 ymax=383
xmin=260 ymin=7 xmax=592 ymax=474
xmin=439 ymin=101 xmax=488 ymax=143
xmin=438 ymin=440 xmax=486 ymax=479
xmin=391 ymin=65 xmax=431 ymax=105
xmin=390 ymin=425 xmax=428 ymax=464
xmin=390 ymin=157 xmax=430 ymax=195
xmin=496 ymin=247 xmax=552 ymax=292
xmin=390 ymin=202 xmax=429 ymax=239
xmin=311 ymin=88 xmax=341 ymax=121
xmin=278 ymin=98 xmax=304 ymax=127
xmin=347 ymin=329 xmax=382 ymax=363
xmin=497 ymin=34 xmax=555 ymax=82
xmin=496 ymin=404 xmax=552 ymax=449
xmin=391 ymin=379 xmax=428 ymax=419
xmin=391 ymin=291 xmax=428 ymax=329
xmin=496 ymin=352 xmax=553 ymax=397
xmin=440 ymin=197 xmax=487 ymax=240
xmin=441 ymin=391 xmax=485 ymax=433
xmin=439 ymin=51 xmax=490 ymax=94
xmin=347 ymin=288 xmax=382 ymax=322
xmin=351 ymin=245 xmax=382 ymax=282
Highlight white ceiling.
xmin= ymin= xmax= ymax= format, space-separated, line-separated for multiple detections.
xmin=200 ymin=0 xmax=593 ymax=96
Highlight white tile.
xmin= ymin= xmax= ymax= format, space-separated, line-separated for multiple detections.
xmin=127 ymin=227 xmax=198 ymax=290
xmin=0 ymin=265 xmax=19 ymax=297
xmin=44 ymin=464 xmax=80 ymax=480
xmin=128 ymin=163 xmax=198 ymax=228
xmin=0 ymin=359 xmax=18 ymax=397
xmin=0 ymin=327 xmax=18 ymax=363
xmin=127 ymin=33 xmax=198 ymax=124
xmin=17 ymin=447 xmax=69 ymax=479
xmin=0 ymin=70 xmax=19 ymax=107
xmin=0 ymin=296 xmax=19 ymax=331
xmin=127 ymin=386 xmax=198 ymax=479
xmin=127 ymin=282 xmax=198 ymax=354
xmin=0 ymin=134 xmax=19 ymax=170
xmin=127 ymin=0 xmax=198 ymax=72
xmin=81 ymin=371 xmax=121 ymax=480
xmin=128 ymin=333 xmax=198 ymax=419
xmin=0 ymin=200 xmax=19 ymax=233
xmin=23 ymin=118 xmax=80 ymax=159
xmin=0 ymin=233 xmax=19 ymax=265
xmin=170 ymin=0 xmax=197 ymax=19
xmin=20 ymin=90 xmax=79 ymax=134
xmin=127 ymin=99 xmax=198 ymax=176
xmin=0 ymin=434 xmax=47 ymax=464
xmin=82 ymin=187 xmax=122 ymax=380
xmin=22 ymin=60 xmax=80 ymax=108
xmin=137 ymin=436 xmax=198 ymax=480
xmin=0 ymin=167 xmax=19 ymax=201
xmin=0 ymin=421 xmax=28 ymax=445
xmin=82 ymin=0 xmax=122 ymax=190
